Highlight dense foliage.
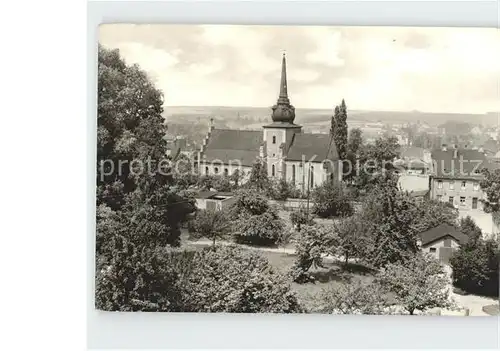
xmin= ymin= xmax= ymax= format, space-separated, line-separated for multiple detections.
xmin=180 ymin=246 xmax=302 ymax=313
xmin=378 ymin=253 xmax=453 ymax=315
xmin=317 ymin=278 xmax=390 ymax=315
xmin=289 ymin=206 xmax=314 ymax=231
xmin=230 ymin=189 xmax=285 ymax=246
xmin=188 ymin=208 xmax=231 ymax=245
xmin=331 ymin=99 xmax=348 ymax=161
xmin=289 ymin=224 xmax=335 ymax=282
xmin=311 ymin=181 xmax=353 ymax=218
xmin=450 ymin=235 xmax=499 ymax=297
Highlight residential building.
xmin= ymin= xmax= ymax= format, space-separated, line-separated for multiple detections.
xmin=430 ymin=146 xmax=489 ymax=211
xmin=197 ymin=53 xmax=342 ymax=191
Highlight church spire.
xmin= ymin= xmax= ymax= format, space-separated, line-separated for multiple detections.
xmin=278 ymin=52 xmax=288 ymax=101
xmin=271 ymin=52 xmax=295 ymax=124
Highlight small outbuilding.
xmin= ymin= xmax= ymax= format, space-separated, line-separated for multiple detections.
xmin=418 ymin=224 xmax=468 ymax=264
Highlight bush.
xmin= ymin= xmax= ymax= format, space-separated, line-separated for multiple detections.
xmin=315 ymin=278 xmax=391 ymax=315
xmin=450 ymin=237 xmax=499 ymax=297
xmin=233 ymin=207 xmax=284 ymax=246
xmin=312 ymin=182 xmax=353 ymax=218
xmin=289 ymin=206 xmax=314 ymax=231
xmin=180 ymin=246 xmax=302 ymax=313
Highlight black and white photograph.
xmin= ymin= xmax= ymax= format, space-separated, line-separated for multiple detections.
xmin=95 ymin=24 xmax=499 ymax=316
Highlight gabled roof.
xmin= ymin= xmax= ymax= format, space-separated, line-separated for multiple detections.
xmin=202 ymin=129 xmax=262 ymax=167
xmin=431 ymin=148 xmax=489 ymax=179
xmin=286 ymin=133 xmax=339 ymax=162
xmin=419 ymin=224 xmax=468 ymax=246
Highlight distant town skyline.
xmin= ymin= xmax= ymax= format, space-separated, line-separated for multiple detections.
xmin=99 ymin=25 xmax=500 ymax=114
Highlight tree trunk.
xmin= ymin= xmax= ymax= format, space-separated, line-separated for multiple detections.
xmin=345 ymin=251 xmax=349 ymax=267
xmin=212 ymin=236 xmax=216 ymax=247
xmin=409 ymin=309 xmax=415 ymax=315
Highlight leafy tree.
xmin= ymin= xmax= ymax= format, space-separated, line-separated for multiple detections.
xmin=181 ymin=246 xmax=302 ymax=313
xmin=459 ymin=216 xmax=482 ymax=244
xmin=377 ymin=253 xmax=453 ymax=315
xmin=269 ymin=178 xmax=296 ymax=201
xmin=450 ymin=236 xmax=499 ymax=297
xmin=311 ymin=181 xmax=353 ymax=218
xmin=248 ymin=159 xmax=270 ymax=191
xmin=290 ymin=224 xmax=335 ymax=282
xmin=332 ymin=215 xmax=368 ymax=266
xmin=290 ymin=206 xmax=314 ymax=232
xmin=316 ymin=278 xmax=391 ymax=315
xmin=188 ymin=208 xmax=231 ymax=246
xmin=233 ymin=208 xmax=284 ymax=246
xmin=345 ymin=128 xmax=363 ymax=181
xmin=411 ymin=199 xmax=459 ymax=234
xmin=359 ymin=176 xmax=421 ymax=267
xmin=97 ymin=44 xmax=168 ymax=210
xmin=230 ymin=189 xmax=284 ymax=246
xmin=480 ymin=169 xmax=500 ymax=225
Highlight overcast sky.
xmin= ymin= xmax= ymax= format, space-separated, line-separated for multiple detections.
xmin=99 ymin=24 xmax=499 ymax=113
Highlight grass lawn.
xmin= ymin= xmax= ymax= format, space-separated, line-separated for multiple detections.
xmin=257 ymin=249 xmax=376 ymax=311
xmin=185 ymin=239 xmax=376 ymax=312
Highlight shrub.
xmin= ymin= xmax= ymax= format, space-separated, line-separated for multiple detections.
xmin=312 ymin=182 xmax=353 ymax=218
xmin=233 ymin=207 xmax=284 ymax=246
xmin=289 ymin=206 xmax=314 ymax=231
xmin=315 ymin=278 xmax=391 ymax=315
xmin=180 ymin=245 xmax=302 ymax=313
xmin=450 ymin=237 xmax=499 ymax=297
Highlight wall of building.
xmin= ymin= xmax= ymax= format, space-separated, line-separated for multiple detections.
xmin=284 ymin=161 xmax=333 ymax=192
xmin=398 ymin=174 xmax=429 ymax=193
xmin=421 ymin=238 xmax=460 ymax=261
xmin=200 ymin=163 xmax=252 ymax=183
xmin=430 ymin=178 xmax=485 ymax=210
xmin=458 ymin=210 xmax=500 ymax=236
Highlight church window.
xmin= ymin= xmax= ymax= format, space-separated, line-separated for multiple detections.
xmin=272 ymin=136 xmax=276 ymax=144
xmin=214 ymin=167 xmax=219 ymax=174
xmin=224 ymin=168 xmax=228 ymax=176
xmin=205 ymin=166 xmax=209 ymax=174
xmin=272 ymin=164 xmax=275 ymax=177
xmin=292 ymin=165 xmax=296 ymax=184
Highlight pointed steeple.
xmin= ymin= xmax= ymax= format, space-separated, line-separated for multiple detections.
xmin=271 ymin=52 xmax=295 ymax=124
xmin=278 ymin=53 xmax=289 ymax=102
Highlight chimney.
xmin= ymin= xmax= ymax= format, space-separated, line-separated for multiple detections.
xmin=209 ymin=117 xmax=215 ymax=132
xmin=442 ymin=144 xmax=448 ymax=151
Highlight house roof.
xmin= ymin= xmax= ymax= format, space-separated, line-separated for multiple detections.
xmin=202 ymin=129 xmax=262 ymax=167
xmin=419 ymin=224 xmax=468 ymax=246
xmin=431 ymin=148 xmax=491 ymax=179
xmin=286 ymin=133 xmax=339 ymax=162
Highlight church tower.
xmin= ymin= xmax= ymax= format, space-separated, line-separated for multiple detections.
xmin=263 ymin=53 xmax=302 ymax=179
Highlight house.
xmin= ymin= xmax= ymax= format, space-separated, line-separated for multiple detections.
xmin=418 ymin=224 xmax=468 ymax=263
xmin=429 ymin=145 xmax=491 ymax=211
xmin=395 ymin=146 xmax=432 ymax=175
xmin=194 ymin=191 xmax=236 ymax=211
xmin=197 ymin=53 xmax=342 ymax=192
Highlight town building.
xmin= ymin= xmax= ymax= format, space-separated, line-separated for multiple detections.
xmin=430 ymin=145 xmax=490 ymax=210
xmin=429 ymin=145 xmax=500 ymax=235
xmin=197 ymin=53 xmax=342 ymax=192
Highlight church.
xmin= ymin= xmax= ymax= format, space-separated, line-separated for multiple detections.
xmin=197 ymin=53 xmax=342 ymax=192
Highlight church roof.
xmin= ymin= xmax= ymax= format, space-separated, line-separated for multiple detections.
xmin=286 ymin=133 xmax=339 ymax=162
xmin=202 ymin=129 xmax=262 ymax=167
